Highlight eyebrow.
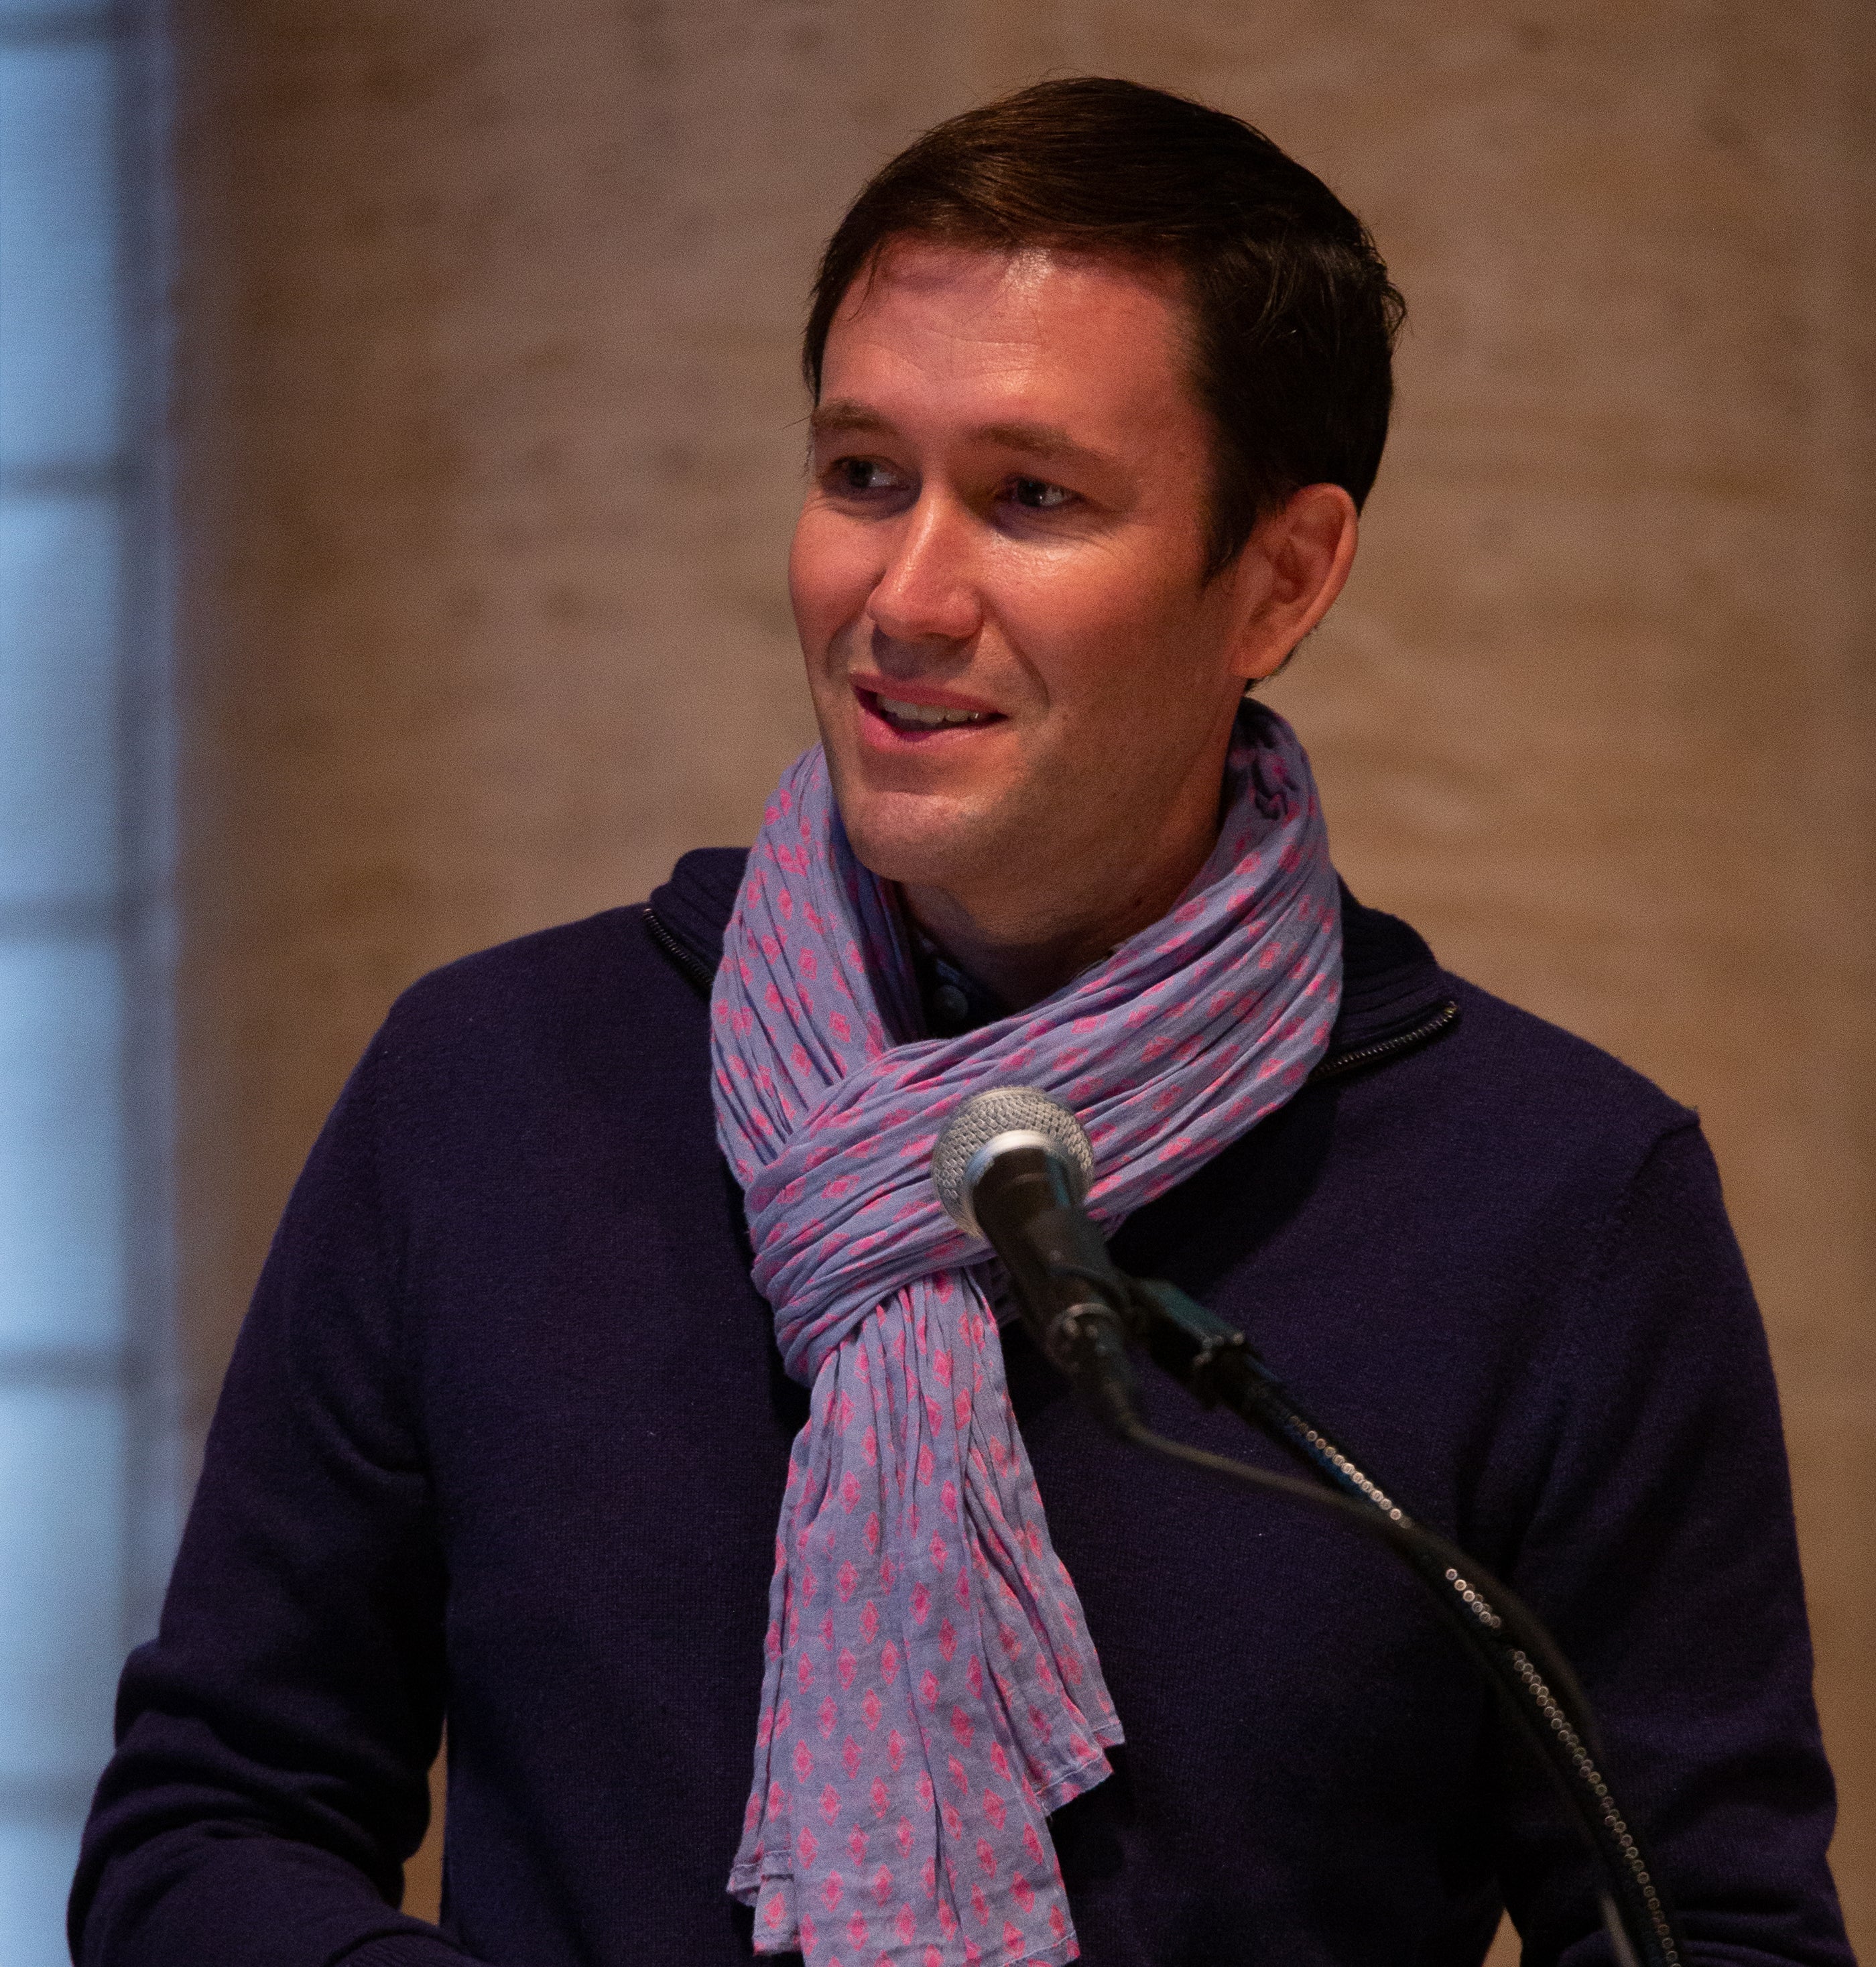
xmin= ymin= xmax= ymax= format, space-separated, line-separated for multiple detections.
xmin=810 ymin=399 xmax=1110 ymax=474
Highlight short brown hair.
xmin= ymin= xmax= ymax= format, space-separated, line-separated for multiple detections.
xmin=804 ymin=78 xmax=1404 ymax=577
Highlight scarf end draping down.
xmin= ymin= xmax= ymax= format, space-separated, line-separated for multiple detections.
xmin=731 ymin=1863 xmax=1087 ymax=1967
xmin=727 ymin=1718 xmax=1117 ymax=1966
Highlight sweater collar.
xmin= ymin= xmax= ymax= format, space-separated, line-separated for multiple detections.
xmin=647 ymin=847 xmax=1458 ymax=1080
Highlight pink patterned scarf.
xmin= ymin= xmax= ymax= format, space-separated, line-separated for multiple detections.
xmin=714 ymin=702 xmax=1341 ymax=1965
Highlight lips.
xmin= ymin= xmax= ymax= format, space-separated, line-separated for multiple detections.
xmin=855 ymin=686 xmax=1005 ymax=739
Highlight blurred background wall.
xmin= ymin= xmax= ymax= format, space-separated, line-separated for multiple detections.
xmin=12 ymin=1 xmax=1869 ymax=1961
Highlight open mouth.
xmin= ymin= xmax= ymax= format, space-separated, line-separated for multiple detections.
xmin=859 ymin=688 xmax=1004 ymax=737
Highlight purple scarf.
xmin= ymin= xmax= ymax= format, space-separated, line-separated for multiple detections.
xmin=714 ymin=702 xmax=1341 ymax=1965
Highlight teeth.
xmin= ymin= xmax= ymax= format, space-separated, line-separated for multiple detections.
xmin=875 ymin=694 xmax=994 ymax=728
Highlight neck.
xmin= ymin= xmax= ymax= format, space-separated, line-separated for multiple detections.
xmin=900 ymin=818 xmax=1219 ymax=1013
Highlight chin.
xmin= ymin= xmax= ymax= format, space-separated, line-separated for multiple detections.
xmin=834 ymin=785 xmax=994 ymax=891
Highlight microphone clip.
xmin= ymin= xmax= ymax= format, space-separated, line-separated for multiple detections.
xmin=1026 ymin=1265 xmax=1273 ymax=1440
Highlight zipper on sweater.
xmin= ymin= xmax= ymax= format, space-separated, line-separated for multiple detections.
xmin=643 ymin=905 xmax=715 ymax=993
xmin=1308 ymin=997 xmax=1461 ymax=1083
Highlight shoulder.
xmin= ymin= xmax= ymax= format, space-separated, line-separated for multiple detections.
xmin=1328 ymin=889 xmax=1694 ymax=1183
xmin=1432 ymin=971 xmax=1695 ymax=1146
xmin=1311 ymin=954 xmax=1706 ymax=1291
xmin=381 ymin=905 xmax=661 ymax=1037
xmin=357 ymin=904 xmax=710 ymax=1148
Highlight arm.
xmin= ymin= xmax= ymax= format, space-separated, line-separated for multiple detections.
xmin=70 ymin=1031 xmax=479 ymax=1967
xmin=1489 ymin=1123 xmax=1851 ymax=1965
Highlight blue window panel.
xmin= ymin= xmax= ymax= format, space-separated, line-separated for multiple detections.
xmin=0 ymin=42 xmax=121 ymax=474
xmin=0 ymin=0 xmax=110 ymax=19
xmin=0 ymin=1384 xmax=125 ymax=1787
xmin=0 ymin=1816 xmax=85 ymax=1967
xmin=0 ymin=16 xmax=134 ymax=1967
xmin=0 ymin=939 xmax=126 ymax=1352
xmin=0 ymin=494 xmax=120 ymax=906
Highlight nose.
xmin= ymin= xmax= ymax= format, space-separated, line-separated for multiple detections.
xmin=867 ymin=493 xmax=983 ymax=648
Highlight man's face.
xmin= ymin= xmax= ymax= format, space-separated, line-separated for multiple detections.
xmin=792 ymin=239 xmax=1267 ymax=940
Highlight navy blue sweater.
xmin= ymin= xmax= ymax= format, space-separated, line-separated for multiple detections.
xmin=72 ymin=852 xmax=1851 ymax=1966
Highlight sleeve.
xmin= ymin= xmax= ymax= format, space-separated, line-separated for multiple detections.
xmin=1486 ymin=1122 xmax=1853 ymax=1965
xmin=68 ymin=1030 xmax=483 ymax=1967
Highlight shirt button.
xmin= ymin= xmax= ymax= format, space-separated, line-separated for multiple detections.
xmin=931 ymin=983 xmax=971 ymax=1031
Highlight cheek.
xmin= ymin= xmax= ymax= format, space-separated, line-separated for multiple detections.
xmin=789 ymin=511 xmax=875 ymax=653
xmin=1004 ymin=556 xmax=1209 ymax=713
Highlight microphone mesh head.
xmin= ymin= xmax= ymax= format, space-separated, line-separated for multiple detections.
xmin=931 ymin=1086 xmax=1096 ymax=1230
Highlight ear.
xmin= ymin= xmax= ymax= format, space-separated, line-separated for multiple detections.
xmin=1224 ymin=483 xmax=1360 ymax=684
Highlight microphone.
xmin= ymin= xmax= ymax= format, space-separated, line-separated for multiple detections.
xmin=931 ymin=1087 xmax=1143 ymax=1439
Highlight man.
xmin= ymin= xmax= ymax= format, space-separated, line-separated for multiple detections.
xmin=73 ymin=78 xmax=1849 ymax=1967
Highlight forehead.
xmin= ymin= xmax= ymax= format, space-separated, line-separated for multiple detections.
xmin=819 ymin=239 xmax=1199 ymax=435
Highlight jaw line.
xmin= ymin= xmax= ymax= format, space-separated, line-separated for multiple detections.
xmin=834 ymin=781 xmax=994 ymax=883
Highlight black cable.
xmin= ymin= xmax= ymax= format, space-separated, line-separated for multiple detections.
xmin=1036 ymin=1261 xmax=1686 ymax=1967
xmin=1198 ymin=1365 xmax=1681 ymax=1967
xmin=1101 ymin=1385 xmax=1691 ymax=1967
xmin=1118 ymin=1419 xmax=1673 ymax=1966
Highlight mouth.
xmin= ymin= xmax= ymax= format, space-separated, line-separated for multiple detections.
xmin=857 ymin=687 xmax=1005 ymax=739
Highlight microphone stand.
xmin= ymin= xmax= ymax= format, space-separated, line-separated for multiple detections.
xmin=1035 ymin=1265 xmax=1687 ymax=1967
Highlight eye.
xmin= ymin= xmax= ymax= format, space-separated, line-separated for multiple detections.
xmin=1006 ymin=475 xmax=1076 ymax=511
xmin=827 ymin=456 xmax=907 ymax=497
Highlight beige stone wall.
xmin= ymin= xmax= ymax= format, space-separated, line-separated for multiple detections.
xmin=170 ymin=0 xmax=1873 ymax=1949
